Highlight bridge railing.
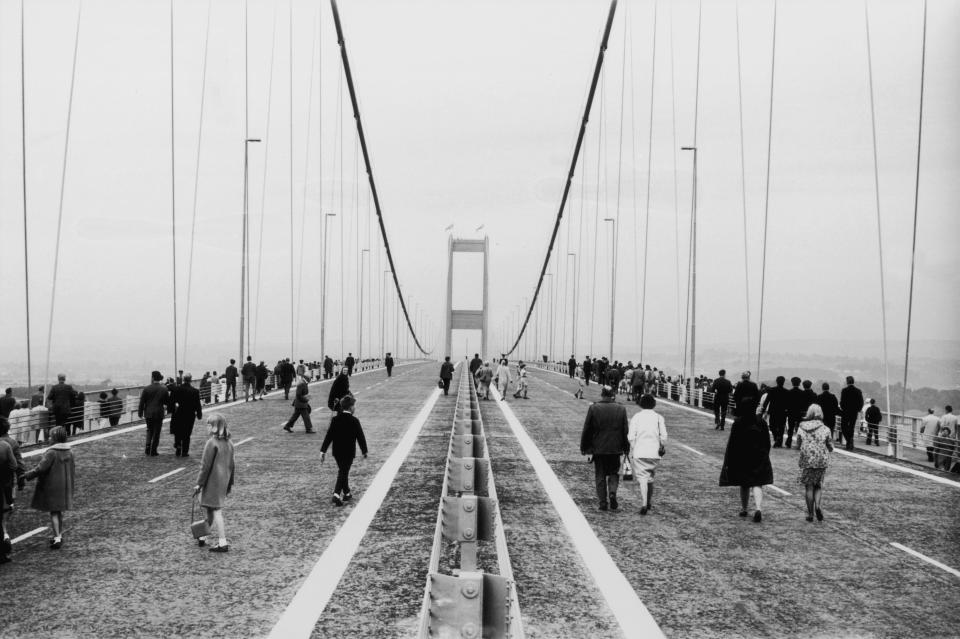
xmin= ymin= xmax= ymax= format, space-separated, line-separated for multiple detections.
xmin=532 ymin=361 xmax=955 ymax=466
xmin=7 ymin=358 xmax=396 ymax=445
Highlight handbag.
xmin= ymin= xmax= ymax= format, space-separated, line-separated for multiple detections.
xmin=438 ymin=379 xmax=444 ymax=389
xmin=190 ymin=494 xmax=210 ymax=539
xmin=622 ymin=453 xmax=633 ymax=481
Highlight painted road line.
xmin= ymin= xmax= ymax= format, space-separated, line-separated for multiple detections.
xmin=834 ymin=449 xmax=960 ymax=489
xmin=267 ymin=385 xmax=444 ymax=639
xmin=491 ymin=387 xmax=666 ymax=639
xmin=678 ymin=443 xmax=705 ymax=456
xmin=23 ymin=361 xmax=428 ymax=459
xmin=148 ymin=467 xmax=186 ymax=483
xmin=11 ymin=527 xmax=48 ymax=544
xmin=235 ymin=437 xmax=254 ymax=446
xmin=890 ymin=542 xmax=960 ymax=579
xmin=768 ymin=485 xmax=791 ymax=496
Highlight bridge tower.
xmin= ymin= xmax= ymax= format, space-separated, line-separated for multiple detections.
xmin=443 ymin=236 xmax=489 ymax=359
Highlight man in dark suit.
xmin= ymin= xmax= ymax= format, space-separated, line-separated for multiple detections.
xmin=817 ymin=382 xmax=840 ymax=436
xmin=241 ymin=356 xmax=257 ymax=401
xmin=580 ymin=385 xmax=629 ymax=511
xmin=323 ymin=355 xmax=334 ymax=379
xmin=840 ymin=376 xmax=864 ymax=450
xmin=283 ymin=375 xmax=314 ymax=433
xmin=170 ymin=374 xmax=202 ymax=457
xmin=279 ymin=359 xmax=296 ymax=400
xmin=710 ymin=370 xmax=734 ymax=429
xmin=0 ymin=389 xmax=17 ymax=419
xmin=568 ymin=355 xmax=577 ymax=379
xmin=762 ymin=376 xmax=789 ymax=447
xmin=469 ymin=354 xmax=483 ymax=387
xmin=138 ymin=371 xmax=170 ymax=456
xmin=439 ymin=357 xmax=455 ymax=396
xmin=786 ymin=377 xmax=805 ymax=449
xmin=582 ymin=357 xmax=593 ymax=386
xmin=224 ymin=359 xmax=238 ymax=402
xmin=345 ymin=353 xmax=356 ymax=377
xmin=384 ymin=353 xmax=394 ymax=377
xmin=47 ymin=374 xmax=77 ymax=428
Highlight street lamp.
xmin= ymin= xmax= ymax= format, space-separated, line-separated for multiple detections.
xmin=567 ymin=252 xmax=577 ymax=356
xmin=603 ymin=217 xmax=617 ymax=361
xmin=321 ymin=212 xmax=337 ymax=359
xmin=240 ymin=137 xmax=261 ymax=365
xmin=359 ymin=248 xmax=369 ymax=359
xmin=381 ymin=269 xmax=391 ymax=356
xmin=682 ymin=145 xmax=698 ymax=403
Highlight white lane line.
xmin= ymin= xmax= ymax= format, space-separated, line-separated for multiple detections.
xmin=890 ymin=542 xmax=960 ymax=579
xmin=491 ymin=387 xmax=665 ymax=639
xmin=834 ymin=449 xmax=960 ymax=489
xmin=11 ymin=527 xmax=48 ymax=544
xmin=235 ymin=437 xmax=254 ymax=446
xmin=22 ymin=361 xmax=429 ymax=459
xmin=147 ymin=467 xmax=186 ymax=483
xmin=678 ymin=443 xmax=704 ymax=456
xmin=768 ymin=485 xmax=791 ymax=496
xmin=267 ymin=386 xmax=444 ymax=639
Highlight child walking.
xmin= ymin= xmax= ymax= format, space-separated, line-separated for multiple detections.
xmin=574 ymin=366 xmax=585 ymax=399
xmin=320 ymin=394 xmax=368 ymax=506
xmin=23 ymin=426 xmax=75 ymax=549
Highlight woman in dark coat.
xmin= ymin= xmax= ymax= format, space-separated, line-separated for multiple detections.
xmin=327 ymin=368 xmax=351 ymax=412
xmin=23 ymin=426 xmax=75 ymax=549
xmin=719 ymin=400 xmax=773 ymax=523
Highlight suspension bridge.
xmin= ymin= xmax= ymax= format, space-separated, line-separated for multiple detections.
xmin=0 ymin=0 xmax=957 ymax=637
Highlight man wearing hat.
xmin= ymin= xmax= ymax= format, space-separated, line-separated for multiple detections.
xmin=170 ymin=374 xmax=203 ymax=457
xmin=580 ymin=385 xmax=629 ymax=511
xmin=138 ymin=371 xmax=170 ymax=456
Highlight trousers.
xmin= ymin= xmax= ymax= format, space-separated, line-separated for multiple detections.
xmin=225 ymin=379 xmax=237 ymax=402
xmin=334 ymin=455 xmax=354 ymax=495
xmin=714 ymin=398 xmax=729 ymax=427
xmin=144 ymin=417 xmax=163 ymax=454
xmin=173 ymin=423 xmax=194 ymax=456
xmin=770 ymin=413 xmax=787 ymax=446
xmin=593 ymin=454 xmax=621 ymax=506
xmin=840 ymin=412 xmax=858 ymax=450
xmin=285 ymin=406 xmax=313 ymax=432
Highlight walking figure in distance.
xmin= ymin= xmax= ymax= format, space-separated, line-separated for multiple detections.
xmin=23 ymin=426 xmax=75 ymax=549
xmin=194 ymin=414 xmax=235 ymax=551
xmin=138 ymin=371 xmax=170 ymax=457
xmin=797 ymin=404 xmax=833 ymax=522
xmin=223 ymin=359 xmax=239 ymax=402
xmin=710 ymin=369 xmax=733 ymax=430
xmin=839 ymin=376 xmax=864 ymax=450
xmin=328 ymin=368 xmax=351 ymax=412
xmin=574 ymin=365 xmax=585 ymax=400
xmin=864 ymin=398 xmax=882 ymax=446
xmin=321 ymin=394 xmax=367 ymax=507
xmin=439 ymin=357 xmax=455 ymax=396
xmin=283 ymin=375 xmax=315 ymax=433
xmin=512 ymin=362 xmax=529 ymax=399
xmin=495 ymin=358 xmax=512 ymax=399
xmin=384 ymin=352 xmax=394 ymax=377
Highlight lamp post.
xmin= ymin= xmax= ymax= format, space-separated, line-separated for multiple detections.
xmin=682 ymin=145 xmax=698 ymax=402
xmin=603 ymin=217 xmax=617 ymax=361
xmin=321 ymin=212 xmax=337 ymax=360
xmin=359 ymin=248 xmax=369 ymax=359
xmin=381 ymin=270 xmax=391 ymax=356
xmin=567 ymin=252 xmax=577 ymax=356
xmin=240 ymin=138 xmax=261 ymax=365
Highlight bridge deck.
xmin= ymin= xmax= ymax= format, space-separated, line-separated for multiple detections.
xmin=0 ymin=362 xmax=957 ymax=638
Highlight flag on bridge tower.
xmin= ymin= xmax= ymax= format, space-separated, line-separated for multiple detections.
xmin=475 ymin=225 xmax=484 ymax=232
xmin=444 ymin=224 xmax=453 ymax=231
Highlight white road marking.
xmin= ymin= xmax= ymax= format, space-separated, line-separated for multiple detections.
xmin=148 ymin=467 xmax=186 ymax=483
xmin=23 ymin=362 xmax=427 ymax=458
xmin=490 ymin=387 xmax=665 ymax=639
xmin=532 ymin=368 xmax=960 ymax=491
xmin=890 ymin=542 xmax=960 ymax=579
xmin=678 ymin=443 xmax=704 ymax=456
xmin=235 ymin=437 xmax=254 ymax=446
xmin=267 ymin=386 xmax=444 ymax=639
xmin=11 ymin=527 xmax=48 ymax=544
xmin=768 ymin=485 xmax=791 ymax=496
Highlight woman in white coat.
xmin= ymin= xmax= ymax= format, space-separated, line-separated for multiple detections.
xmin=627 ymin=394 xmax=667 ymax=515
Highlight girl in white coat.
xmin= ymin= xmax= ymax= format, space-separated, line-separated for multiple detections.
xmin=628 ymin=394 xmax=668 ymax=515
xmin=495 ymin=359 xmax=512 ymax=399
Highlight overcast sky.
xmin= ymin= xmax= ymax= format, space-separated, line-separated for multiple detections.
xmin=0 ymin=0 xmax=957 ymax=383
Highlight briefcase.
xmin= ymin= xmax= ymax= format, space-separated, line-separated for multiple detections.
xmin=191 ymin=495 xmax=210 ymax=539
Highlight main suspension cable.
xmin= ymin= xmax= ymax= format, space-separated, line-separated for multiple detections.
xmin=43 ymin=0 xmax=83 ymax=390
xmin=329 ymin=0 xmax=435 ymax=354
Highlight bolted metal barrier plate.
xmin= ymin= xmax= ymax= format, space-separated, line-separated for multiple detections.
xmin=428 ymin=572 xmax=513 ymax=639
xmin=453 ymin=419 xmax=481 ymax=436
xmin=445 ymin=457 xmax=490 ymax=495
xmin=440 ymin=496 xmax=497 ymax=543
xmin=451 ymin=434 xmax=486 ymax=459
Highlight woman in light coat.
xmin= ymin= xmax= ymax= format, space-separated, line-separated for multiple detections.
xmin=194 ymin=414 xmax=235 ymax=551
xmin=627 ymin=394 xmax=667 ymax=515
xmin=23 ymin=426 xmax=75 ymax=549
xmin=797 ymin=404 xmax=833 ymax=522
xmin=495 ymin=359 xmax=512 ymax=399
